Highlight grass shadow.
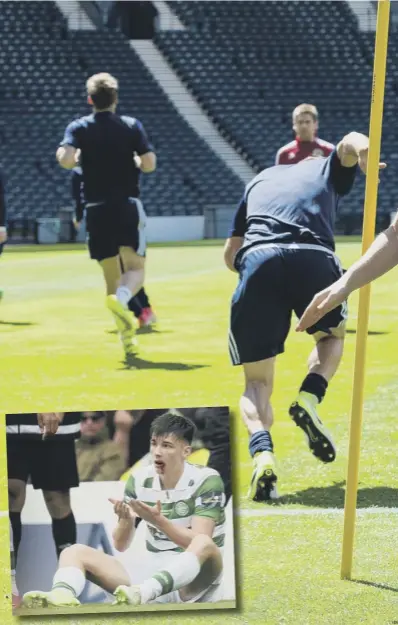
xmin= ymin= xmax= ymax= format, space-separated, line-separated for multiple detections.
xmin=0 ymin=320 xmax=36 ymax=327
xmin=346 ymin=329 xmax=389 ymax=336
xmin=351 ymin=579 xmax=398 ymax=593
xmin=120 ymin=356 xmax=209 ymax=371
xmin=280 ymin=482 xmax=398 ymax=508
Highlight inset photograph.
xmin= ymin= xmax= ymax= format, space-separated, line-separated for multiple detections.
xmin=6 ymin=409 xmax=235 ymax=616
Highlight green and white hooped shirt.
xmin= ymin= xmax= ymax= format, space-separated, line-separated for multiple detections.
xmin=124 ymin=461 xmax=226 ymax=554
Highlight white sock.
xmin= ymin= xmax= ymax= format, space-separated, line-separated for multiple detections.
xmin=116 ymin=286 xmax=132 ymax=308
xmin=11 ymin=570 xmax=18 ymax=596
xmin=139 ymin=551 xmax=201 ymax=603
xmin=52 ymin=566 xmax=86 ymax=598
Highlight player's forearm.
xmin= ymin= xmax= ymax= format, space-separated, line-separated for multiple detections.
xmin=156 ymin=516 xmax=197 ymax=549
xmin=340 ymin=225 xmax=398 ymax=294
xmin=224 ymin=237 xmax=243 ymax=273
xmin=113 ymin=518 xmax=136 ymax=552
xmin=113 ymin=429 xmax=131 ymax=466
xmin=338 ymin=132 xmax=369 ymax=167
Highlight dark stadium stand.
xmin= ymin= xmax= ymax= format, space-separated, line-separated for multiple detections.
xmin=0 ymin=0 xmax=242 ymax=233
xmin=155 ymin=0 xmax=396 ymax=231
xmin=0 ymin=0 xmax=395 ymax=236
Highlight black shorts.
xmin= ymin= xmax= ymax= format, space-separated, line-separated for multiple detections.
xmin=229 ymin=244 xmax=347 ymax=365
xmin=7 ymin=437 xmax=79 ymax=491
xmin=85 ymin=197 xmax=147 ymax=262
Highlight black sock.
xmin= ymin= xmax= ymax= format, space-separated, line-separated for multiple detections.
xmin=128 ymin=287 xmax=150 ymax=318
xmin=52 ymin=512 xmax=77 ymax=559
xmin=9 ymin=512 xmax=22 ymax=562
xmin=300 ymin=373 xmax=328 ymax=403
xmin=249 ymin=430 xmax=273 ymax=456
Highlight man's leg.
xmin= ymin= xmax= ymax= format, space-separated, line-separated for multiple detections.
xmin=8 ymin=477 xmax=26 ymax=611
xmin=42 ymin=491 xmax=77 ymax=559
xmin=114 ymin=534 xmax=222 ymax=605
xmin=10 ymin=520 xmax=21 ymax=609
xmin=23 ymin=544 xmax=131 ymax=607
xmin=242 ymin=359 xmax=278 ymax=502
xmin=289 ymin=248 xmax=347 ymax=463
xmin=128 ymin=286 xmax=157 ymax=327
xmin=8 ymin=479 xmax=26 ymax=565
xmin=290 ymin=331 xmax=344 ymax=463
xmin=229 ymin=247 xmax=290 ymax=501
xmin=100 ymin=254 xmax=139 ymax=356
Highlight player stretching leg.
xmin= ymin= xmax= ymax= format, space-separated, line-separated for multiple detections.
xmin=23 ymin=413 xmax=225 ymax=608
xmin=57 ymin=73 xmax=156 ymax=357
xmin=225 ymin=132 xmax=385 ymax=501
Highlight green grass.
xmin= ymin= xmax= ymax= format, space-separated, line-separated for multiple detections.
xmin=1 ymin=239 xmax=398 ymax=624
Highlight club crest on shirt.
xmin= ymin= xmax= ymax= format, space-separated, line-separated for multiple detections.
xmin=312 ymin=148 xmax=324 ymax=157
xmin=288 ymin=152 xmax=296 ymax=160
xmin=174 ymin=500 xmax=190 ymax=517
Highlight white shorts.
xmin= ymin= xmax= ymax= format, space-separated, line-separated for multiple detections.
xmin=138 ymin=551 xmax=223 ymax=605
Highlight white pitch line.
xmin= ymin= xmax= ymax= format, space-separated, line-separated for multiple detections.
xmin=0 ymin=511 xmax=8 ymax=518
xmin=237 ymin=507 xmax=398 ymax=517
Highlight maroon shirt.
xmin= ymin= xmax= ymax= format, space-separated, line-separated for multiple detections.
xmin=276 ymin=137 xmax=334 ymax=165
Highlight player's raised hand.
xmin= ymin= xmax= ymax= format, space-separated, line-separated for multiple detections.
xmin=37 ymin=413 xmax=64 ymax=439
xmin=109 ymin=498 xmax=135 ymax=520
xmin=128 ymin=499 xmax=162 ymax=525
xmin=296 ymin=281 xmax=350 ymax=332
xmin=357 ymin=147 xmax=387 ymax=177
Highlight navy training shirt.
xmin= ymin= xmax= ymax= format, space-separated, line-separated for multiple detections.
xmin=231 ymin=150 xmax=357 ymax=265
xmin=60 ymin=112 xmax=153 ymax=204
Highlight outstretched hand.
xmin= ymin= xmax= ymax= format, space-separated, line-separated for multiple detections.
xmin=296 ymin=281 xmax=350 ymax=332
xmin=357 ymin=148 xmax=387 ymax=177
xmin=128 ymin=499 xmax=163 ymax=525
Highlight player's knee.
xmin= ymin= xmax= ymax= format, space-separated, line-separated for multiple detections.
xmin=189 ymin=534 xmax=217 ymax=559
xmin=8 ymin=480 xmax=25 ymax=510
xmin=42 ymin=490 xmax=71 ymax=518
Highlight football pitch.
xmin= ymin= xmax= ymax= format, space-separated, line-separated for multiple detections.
xmin=1 ymin=239 xmax=398 ymax=624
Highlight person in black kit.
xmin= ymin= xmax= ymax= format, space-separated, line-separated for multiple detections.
xmin=0 ymin=167 xmax=7 ymax=301
xmin=56 ymin=72 xmax=156 ymax=358
xmin=71 ymin=166 xmax=157 ymax=329
xmin=224 ymin=132 xmax=384 ymax=502
xmin=7 ymin=413 xmax=81 ymax=606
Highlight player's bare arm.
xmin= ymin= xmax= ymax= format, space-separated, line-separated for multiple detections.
xmin=134 ymin=151 xmax=156 ymax=173
xmin=129 ymin=498 xmax=215 ymax=550
xmin=56 ymin=145 xmax=79 ymax=170
xmin=297 ymin=216 xmax=398 ymax=332
xmin=224 ymin=236 xmax=243 ymax=273
xmin=109 ymin=498 xmax=137 ymax=552
xmin=336 ymin=132 xmax=386 ymax=173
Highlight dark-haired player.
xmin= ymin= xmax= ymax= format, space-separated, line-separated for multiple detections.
xmin=56 ymin=72 xmax=156 ymax=357
xmin=23 ymin=412 xmax=226 ymax=607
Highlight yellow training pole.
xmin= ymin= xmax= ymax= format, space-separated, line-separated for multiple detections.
xmin=341 ymin=0 xmax=390 ymax=580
